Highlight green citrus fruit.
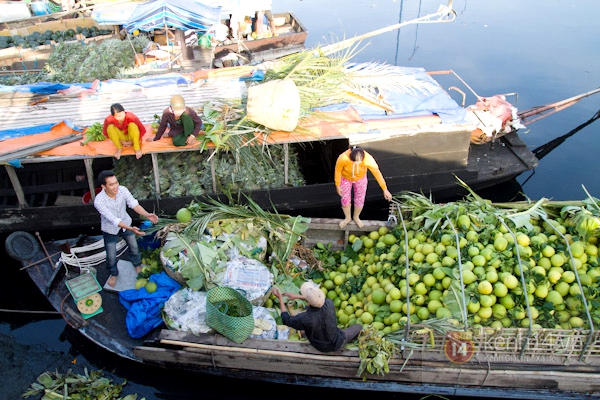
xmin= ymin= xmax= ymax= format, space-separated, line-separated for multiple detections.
xmin=546 ymin=290 xmax=563 ymax=306
xmin=382 ymin=233 xmax=397 ymax=246
xmin=145 ymin=281 xmax=158 ymax=293
xmin=176 ymin=207 xmax=192 ymax=223
xmin=457 ymin=214 xmax=471 ymax=231
xmin=502 ymin=274 xmax=519 ymax=289
xmin=494 ymin=237 xmax=509 ymax=251
xmin=427 ymin=299 xmax=443 ymax=314
xmin=389 ymin=299 xmax=403 ymax=313
xmin=135 ymin=278 xmax=148 ymax=290
xmin=493 ymin=282 xmax=508 ymax=297
xmin=478 ymin=280 xmax=493 ymax=295
xmin=372 ymin=289 xmax=387 ymax=305
xmin=361 ymin=312 xmax=374 ymax=325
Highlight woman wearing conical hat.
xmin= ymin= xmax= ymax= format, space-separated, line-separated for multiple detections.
xmin=147 ymin=95 xmax=203 ymax=147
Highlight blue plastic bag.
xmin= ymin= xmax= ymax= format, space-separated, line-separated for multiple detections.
xmin=119 ymin=272 xmax=182 ymax=338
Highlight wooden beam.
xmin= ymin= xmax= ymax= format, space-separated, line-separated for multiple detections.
xmin=283 ymin=142 xmax=288 ymax=185
xmin=0 ymin=134 xmax=81 ymax=164
xmin=160 ymin=339 xmax=358 ymax=362
xmin=4 ymin=165 xmax=27 ymax=207
xmin=83 ymin=158 xmax=95 ymax=202
xmin=151 ymin=153 xmax=161 ymax=199
xmin=210 ymin=149 xmax=216 ymax=193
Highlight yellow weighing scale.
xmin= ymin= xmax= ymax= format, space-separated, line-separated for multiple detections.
xmin=65 ymin=272 xmax=103 ymax=319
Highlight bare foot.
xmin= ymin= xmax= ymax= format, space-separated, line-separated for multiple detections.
xmin=339 ymin=218 xmax=351 ymax=229
xmin=135 ymin=150 xmax=142 ymax=159
xmin=107 ymin=275 xmax=117 ymax=287
xmin=114 ymin=148 xmax=122 ymax=160
xmin=135 ymin=265 xmax=143 ymax=274
xmin=353 ymin=217 xmax=364 ymax=228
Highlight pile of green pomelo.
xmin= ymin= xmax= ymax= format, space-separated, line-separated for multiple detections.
xmin=276 ymin=211 xmax=599 ymax=334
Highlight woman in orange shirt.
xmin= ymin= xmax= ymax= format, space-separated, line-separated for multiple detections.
xmin=334 ymin=146 xmax=393 ymax=229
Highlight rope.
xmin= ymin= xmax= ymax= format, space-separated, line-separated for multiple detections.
xmin=60 ymin=238 xmax=128 ymax=269
xmin=0 ymin=309 xmax=61 ymax=315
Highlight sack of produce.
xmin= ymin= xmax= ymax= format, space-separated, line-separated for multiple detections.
xmin=248 ymin=306 xmax=277 ymax=339
xmin=221 ymin=256 xmax=273 ymax=305
xmin=162 ymin=288 xmax=212 ymax=335
xmin=206 ymin=286 xmax=254 ymax=343
xmin=246 ymin=79 xmax=300 ymax=131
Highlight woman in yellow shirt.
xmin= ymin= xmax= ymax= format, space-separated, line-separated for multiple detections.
xmin=334 ymin=146 xmax=393 ymax=229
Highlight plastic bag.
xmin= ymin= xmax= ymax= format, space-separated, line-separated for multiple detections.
xmin=163 ymin=288 xmax=212 ymax=335
xmin=248 ymin=306 xmax=277 ymax=339
xmin=221 ymin=256 xmax=273 ymax=304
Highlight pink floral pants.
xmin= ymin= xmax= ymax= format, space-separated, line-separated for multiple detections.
xmin=340 ymin=176 xmax=368 ymax=208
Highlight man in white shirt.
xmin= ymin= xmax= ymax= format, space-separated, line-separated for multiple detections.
xmin=94 ymin=170 xmax=158 ymax=287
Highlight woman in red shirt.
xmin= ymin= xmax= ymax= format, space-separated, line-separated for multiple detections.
xmin=103 ymin=103 xmax=146 ymax=160
xmin=334 ymin=146 xmax=392 ymax=229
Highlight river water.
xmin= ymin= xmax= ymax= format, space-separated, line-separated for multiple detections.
xmin=2 ymin=0 xmax=600 ymax=399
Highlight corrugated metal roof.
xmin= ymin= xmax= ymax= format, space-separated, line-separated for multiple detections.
xmin=1 ymin=77 xmax=247 ymax=130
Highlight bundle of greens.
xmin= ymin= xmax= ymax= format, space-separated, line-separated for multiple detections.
xmin=80 ymin=122 xmax=105 ymax=145
xmin=22 ymin=368 xmax=142 ymax=400
xmin=157 ymin=196 xmax=310 ymax=291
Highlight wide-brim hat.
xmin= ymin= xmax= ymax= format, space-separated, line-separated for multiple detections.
xmin=300 ymin=281 xmax=325 ymax=308
xmin=170 ymin=95 xmax=186 ymax=113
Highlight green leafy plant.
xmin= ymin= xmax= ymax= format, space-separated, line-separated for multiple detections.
xmin=22 ymin=368 xmax=143 ymax=399
xmin=80 ymin=122 xmax=105 ymax=145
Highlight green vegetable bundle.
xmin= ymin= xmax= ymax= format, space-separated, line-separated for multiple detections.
xmin=80 ymin=122 xmax=105 ymax=145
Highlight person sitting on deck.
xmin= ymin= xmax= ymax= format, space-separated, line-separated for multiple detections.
xmin=334 ymin=146 xmax=393 ymax=229
xmin=272 ymin=282 xmax=362 ymax=353
xmin=94 ymin=170 xmax=158 ymax=288
xmin=103 ymin=103 xmax=146 ymax=160
xmin=146 ymin=95 xmax=203 ymax=146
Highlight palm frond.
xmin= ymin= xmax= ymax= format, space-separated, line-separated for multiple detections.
xmin=181 ymin=195 xmax=310 ymax=268
xmin=344 ymin=62 xmax=438 ymax=95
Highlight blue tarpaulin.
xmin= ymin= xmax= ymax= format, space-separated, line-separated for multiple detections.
xmin=316 ymin=65 xmax=469 ymax=125
xmin=0 ymin=73 xmax=191 ymax=98
xmin=119 ymin=272 xmax=182 ymax=338
xmin=123 ymin=0 xmax=222 ymax=33
xmin=0 ymin=121 xmax=78 ymax=141
xmin=0 ymin=82 xmax=93 ymax=94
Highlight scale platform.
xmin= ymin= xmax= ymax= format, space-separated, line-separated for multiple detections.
xmin=65 ymin=272 xmax=103 ymax=319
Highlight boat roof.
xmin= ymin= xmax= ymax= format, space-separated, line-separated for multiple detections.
xmin=0 ymin=63 xmax=474 ymax=163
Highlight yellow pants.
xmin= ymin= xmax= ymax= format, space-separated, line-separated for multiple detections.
xmin=107 ymin=123 xmax=141 ymax=151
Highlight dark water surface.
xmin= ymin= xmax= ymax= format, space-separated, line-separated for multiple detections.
xmin=2 ymin=0 xmax=600 ymax=399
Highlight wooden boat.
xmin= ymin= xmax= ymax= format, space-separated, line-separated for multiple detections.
xmin=10 ymin=1 xmax=588 ymax=235
xmin=7 ymin=212 xmax=600 ymax=399
xmin=209 ymin=12 xmax=308 ymax=66
xmin=0 ymin=57 xmax=542 ymax=234
xmin=0 ymin=4 xmax=307 ymax=73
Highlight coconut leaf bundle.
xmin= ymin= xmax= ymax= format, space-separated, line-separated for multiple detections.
xmin=178 ymin=195 xmax=310 ymax=269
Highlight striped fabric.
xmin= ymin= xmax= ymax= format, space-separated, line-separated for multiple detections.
xmin=124 ymin=0 xmax=222 ymax=33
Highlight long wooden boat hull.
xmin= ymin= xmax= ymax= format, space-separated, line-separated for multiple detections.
xmin=213 ymin=12 xmax=308 ymax=61
xmin=12 ymin=218 xmax=599 ymax=399
xmin=0 ymin=129 xmax=537 ymax=234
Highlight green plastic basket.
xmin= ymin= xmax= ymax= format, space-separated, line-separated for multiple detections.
xmin=206 ymin=286 xmax=254 ymax=343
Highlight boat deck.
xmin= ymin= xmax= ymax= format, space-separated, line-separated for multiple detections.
xmin=16 ymin=222 xmax=600 ymax=399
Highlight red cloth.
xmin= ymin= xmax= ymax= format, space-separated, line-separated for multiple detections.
xmin=102 ymin=112 xmax=147 ymax=138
